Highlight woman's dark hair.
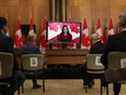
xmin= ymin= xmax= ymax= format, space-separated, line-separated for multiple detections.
xmin=0 ymin=17 xmax=7 ymax=29
xmin=62 ymin=25 xmax=69 ymax=33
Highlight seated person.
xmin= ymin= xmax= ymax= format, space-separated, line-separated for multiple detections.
xmin=83 ymin=31 xmax=106 ymax=88
xmin=90 ymin=32 xmax=106 ymax=54
xmin=0 ymin=17 xmax=25 ymax=95
xmin=0 ymin=18 xmax=13 ymax=52
xmin=22 ymin=35 xmax=41 ymax=89
xmin=101 ymin=12 xmax=126 ymax=95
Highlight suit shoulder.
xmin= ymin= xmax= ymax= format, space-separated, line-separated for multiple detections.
xmin=109 ymin=32 xmax=124 ymax=39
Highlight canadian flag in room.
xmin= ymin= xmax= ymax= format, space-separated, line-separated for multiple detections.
xmin=81 ymin=18 xmax=91 ymax=49
xmin=95 ymin=18 xmax=102 ymax=37
xmin=39 ymin=18 xmax=47 ymax=49
xmin=29 ymin=17 xmax=36 ymax=37
xmin=108 ymin=18 xmax=115 ymax=36
xmin=14 ymin=19 xmax=23 ymax=48
xmin=95 ymin=18 xmax=104 ymax=43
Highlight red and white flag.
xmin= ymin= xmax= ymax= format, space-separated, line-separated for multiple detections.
xmin=108 ymin=18 xmax=114 ymax=36
xmin=95 ymin=18 xmax=104 ymax=43
xmin=14 ymin=19 xmax=23 ymax=48
xmin=95 ymin=18 xmax=103 ymax=37
xmin=81 ymin=18 xmax=91 ymax=49
xmin=29 ymin=17 xmax=36 ymax=37
xmin=39 ymin=18 xmax=47 ymax=49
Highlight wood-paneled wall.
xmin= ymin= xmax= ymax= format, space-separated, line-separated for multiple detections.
xmin=0 ymin=0 xmax=49 ymax=37
xmin=1 ymin=0 xmax=126 ymax=36
xmin=67 ymin=0 xmax=126 ymax=31
xmin=110 ymin=0 xmax=126 ymax=25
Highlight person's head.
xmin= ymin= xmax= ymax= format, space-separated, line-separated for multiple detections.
xmin=91 ymin=33 xmax=100 ymax=44
xmin=26 ymin=35 xmax=36 ymax=44
xmin=0 ymin=17 xmax=7 ymax=32
xmin=62 ymin=25 xmax=69 ymax=34
xmin=91 ymin=29 xmax=104 ymax=44
xmin=91 ymin=29 xmax=103 ymax=42
xmin=118 ymin=12 xmax=126 ymax=28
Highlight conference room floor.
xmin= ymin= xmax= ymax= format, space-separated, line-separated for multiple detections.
xmin=16 ymin=79 xmax=126 ymax=95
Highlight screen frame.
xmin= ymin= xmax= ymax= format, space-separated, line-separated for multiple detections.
xmin=46 ymin=21 xmax=82 ymax=49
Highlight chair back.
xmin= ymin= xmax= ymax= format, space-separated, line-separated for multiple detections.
xmin=0 ymin=52 xmax=13 ymax=79
xmin=21 ymin=54 xmax=44 ymax=71
xmin=105 ymin=52 xmax=126 ymax=81
xmin=86 ymin=54 xmax=105 ymax=74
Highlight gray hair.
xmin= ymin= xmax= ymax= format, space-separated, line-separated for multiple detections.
xmin=91 ymin=33 xmax=100 ymax=44
xmin=119 ymin=12 xmax=126 ymax=27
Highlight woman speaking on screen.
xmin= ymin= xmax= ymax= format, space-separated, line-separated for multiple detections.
xmin=58 ymin=25 xmax=72 ymax=43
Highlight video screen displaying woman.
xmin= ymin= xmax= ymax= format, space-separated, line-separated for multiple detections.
xmin=47 ymin=22 xmax=81 ymax=49
xmin=57 ymin=25 xmax=72 ymax=43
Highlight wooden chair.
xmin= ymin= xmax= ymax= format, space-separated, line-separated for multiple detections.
xmin=86 ymin=54 xmax=105 ymax=74
xmin=86 ymin=54 xmax=107 ymax=95
xmin=21 ymin=54 xmax=46 ymax=93
xmin=0 ymin=52 xmax=13 ymax=95
xmin=105 ymin=52 xmax=126 ymax=95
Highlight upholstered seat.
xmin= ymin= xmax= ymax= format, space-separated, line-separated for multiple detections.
xmin=86 ymin=54 xmax=105 ymax=74
xmin=0 ymin=52 xmax=14 ymax=95
xmin=0 ymin=52 xmax=13 ymax=79
xmin=21 ymin=54 xmax=44 ymax=71
xmin=21 ymin=54 xmax=45 ymax=92
xmin=86 ymin=54 xmax=106 ymax=95
xmin=105 ymin=52 xmax=126 ymax=82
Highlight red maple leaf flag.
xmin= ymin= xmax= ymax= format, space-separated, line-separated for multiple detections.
xmin=14 ymin=19 xmax=23 ymax=48
xmin=39 ymin=18 xmax=47 ymax=49
xmin=81 ymin=18 xmax=91 ymax=49
xmin=29 ymin=17 xmax=36 ymax=37
xmin=108 ymin=18 xmax=115 ymax=36
xmin=95 ymin=18 xmax=104 ymax=43
xmin=96 ymin=18 xmax=102 ymax=37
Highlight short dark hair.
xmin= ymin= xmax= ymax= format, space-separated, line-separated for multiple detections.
xmin=0 ymin=17 xmax=7 ymax=29
xmin=62 ymin=25 xmax=69 ymax=33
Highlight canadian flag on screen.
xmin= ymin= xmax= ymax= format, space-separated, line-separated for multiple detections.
xmin=81 ymin=18 xmax=91 ymax=49
xmin=108 ymin=18 xmax=115 ymax=36
xmin=14 ymin=19 xmax=23 ymax=48
xmin=39 ymin=18 xmax=47 ymax=49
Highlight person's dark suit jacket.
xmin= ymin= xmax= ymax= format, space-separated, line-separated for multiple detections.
xmin=0 ymin=32 xmax=25 ymax=95
xmin=101 ymin=30 xmax=126 ymax=69
xmin=90 ymin=40 xmax=105 ymax=54
xmin=0 ymin=32 xmax=13 ymax=52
